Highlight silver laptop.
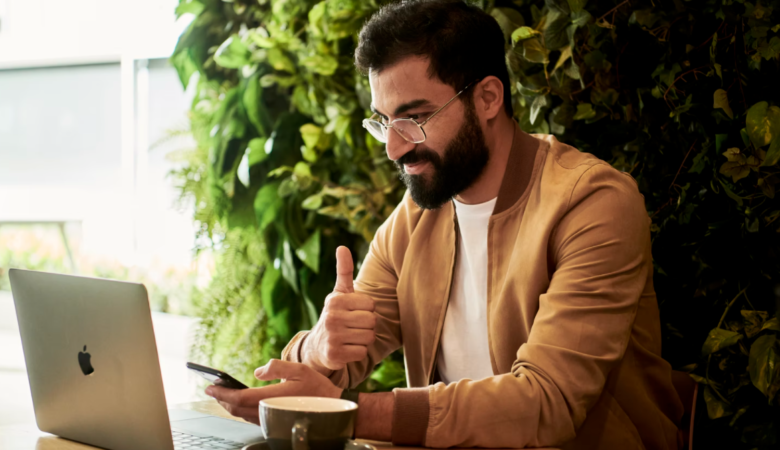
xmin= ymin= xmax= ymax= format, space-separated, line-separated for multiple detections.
xmin=9 ymin=268 xmax=266 ymax=450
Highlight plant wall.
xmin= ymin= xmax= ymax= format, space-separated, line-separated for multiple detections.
xmin=171 ymin=0 xmax=780 ymax=447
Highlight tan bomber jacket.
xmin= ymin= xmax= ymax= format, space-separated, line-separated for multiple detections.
xmin=282 ymin=124 xmax=684 ymax=449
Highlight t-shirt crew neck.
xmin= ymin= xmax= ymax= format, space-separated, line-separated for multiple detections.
xmin=436 ymin=196 xmax=497 ymax=384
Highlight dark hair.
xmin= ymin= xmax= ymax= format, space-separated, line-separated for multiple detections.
xmin=355 ymin=0 xmax=513 ymax=117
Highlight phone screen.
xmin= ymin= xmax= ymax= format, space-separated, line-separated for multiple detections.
xmin=186 ymin=362 xmax=249 ymax=389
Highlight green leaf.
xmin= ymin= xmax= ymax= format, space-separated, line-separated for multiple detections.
xmin=491 ymin=8 xmax=525 ymax=40
xmin=247 ymin=138 xmax=268 ymax=166
xmin=553 ymin=46 xmax=573 ymax=74
xmin=702 ymin=328 xmax=743 ymax=355
xmin=719 ymin=180 xmax=744 ymax=206
xmin=762 ymin=317 xmax=780 ymax=332
xmin=749 ymin=334 xmax=779 ymax=397
xmin=261 ymin=266 xmax=282 ymax=318
xmin=170 ymin=49 xmax=199 ymax=89
xmin=268 ymin=48 xmax=296 ymax=73
xmin=300 ymin=124 xmax=322 ymax=150
xmin=254 ymin=183 xmax=283 ymax=230
xmin=282 ymin=240 xmax=299 ymax=294
xmin=566 ymin=0 xmax=588 ymax=14
xmin=370 ymin=359 xmax=407 ymax=389
xmin=529 ymin=95 xmax=548 ymax=124
xmin=570 ymin=9 xmax=591 ymax=27
xmin=214 ymin=36 xmax=251 ymax=69
xmin=175 ymin=0 xmax=204 ymax=17
xmin=295 ymin=229 xmax=321 ymax=274
xmin=301 ymin=194 xmax=323 ymax=210
xmin=573 ymin=103 xmax=597 ymax=120
xmin=703 ymin=386 xmax=732 ymax=419
xmin=545 ymin=0 xmax=570 ymax=15
xmin=544 ymin=13 xmax=570 ymax=50
xmin=719 ymin=161 xmax=750 ymax=183
xmin=629 ymin=9 xmax=660 ymax=28
xmin=511 ymin=26 xmax=540 ymax=44
xmin=688 ymin=148 xmax=708 ymax=174
xmin=713 ymin=89 xmax=733 ymax=119
xmin=742 ymin=310 xmax=769 ymax=338
xmin=762 ymin=135 xmax=780 ymax=167
xmin=522 ymin=38 xmax=549 ymax=63
xmin=244 ymin=74 xmax=271 ymax=136
xmin=746 ymin=101 xmax=780 ymax=148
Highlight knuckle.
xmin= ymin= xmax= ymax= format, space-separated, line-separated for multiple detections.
xmin=328 ymin=294 xmax=344 ymax=309
xmin=323 ymin=313 xmax=338 ymax=332
xmin=368 ymin=314 xmax=377 ymax=328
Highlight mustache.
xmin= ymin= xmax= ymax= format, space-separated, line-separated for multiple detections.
xmin=395 ymin=148 xmax=441 ymax=169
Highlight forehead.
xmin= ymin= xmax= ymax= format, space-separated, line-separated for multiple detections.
xmin=368 ymin=57 xmax=457 ymax=115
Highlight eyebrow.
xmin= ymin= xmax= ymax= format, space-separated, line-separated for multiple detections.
xmin=370 ymin=99 xmax=433 ymax=120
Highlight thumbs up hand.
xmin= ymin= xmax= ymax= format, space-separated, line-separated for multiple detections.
xmin=303 ymin=246 xmax=377 ymax=374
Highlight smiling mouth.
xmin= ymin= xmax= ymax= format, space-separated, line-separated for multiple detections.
xmin=403 ymin=161 xmax=430 ymax=175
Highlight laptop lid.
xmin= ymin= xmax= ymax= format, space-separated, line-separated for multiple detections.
xmin=9 ymin=269 xmax=174 ymax=450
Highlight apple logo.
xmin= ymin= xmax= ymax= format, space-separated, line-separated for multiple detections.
xmin=78 ymin=345 xmax=94 ymax=376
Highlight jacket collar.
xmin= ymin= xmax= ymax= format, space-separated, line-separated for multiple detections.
xmin=492 ymin=122 xmax=540 ymax=215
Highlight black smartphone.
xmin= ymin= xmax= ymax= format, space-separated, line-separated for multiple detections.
xmin=186 ymin=362 xmax=249 ymax=390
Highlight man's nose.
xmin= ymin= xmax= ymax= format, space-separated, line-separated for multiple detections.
xmin=385 ymin=127 xmax=415 ymax=162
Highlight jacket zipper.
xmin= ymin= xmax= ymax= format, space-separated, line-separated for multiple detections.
xmin=427 ymin=214 xmax=459 ymax=384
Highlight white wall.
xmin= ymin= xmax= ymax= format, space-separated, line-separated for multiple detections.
xmin=0 ymin=0 xmax=187 ymax=66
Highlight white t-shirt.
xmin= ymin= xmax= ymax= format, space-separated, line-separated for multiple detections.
xmin=435 ymin=196 xmax=497 ymax=384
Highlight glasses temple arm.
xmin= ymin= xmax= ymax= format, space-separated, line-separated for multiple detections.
xmin=419 ymin=80 xmax=477 ymax=126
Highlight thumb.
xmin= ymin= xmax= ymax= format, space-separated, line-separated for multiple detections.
xmin=333 ymin=246 xmax=354 ymax=294
xmin=254 ymin=359 xmax=304 ymax=381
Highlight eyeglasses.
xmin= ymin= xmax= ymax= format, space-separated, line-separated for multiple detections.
xmin=362 ymin=80 xmax=477 ymax=144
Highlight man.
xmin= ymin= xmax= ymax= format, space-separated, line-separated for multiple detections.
xmin=207 ymin=1 xmax=684 ymax=448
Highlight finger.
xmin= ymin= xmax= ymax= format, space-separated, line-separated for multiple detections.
xmin=208 ymin=385 xmax=263 ymax=408
xmin=340 ymin=310 xmax=377 ymax=329
xmin=243 ymin=381 xmax=304 ymax=399
xmin=254 ymin=359 xmax=306 ymax=381
xmin=337 ymin=344 xmax=369 ymax=363
xmin=333 ymin=246 xmax=354 ymax=294
xmin=207 ymin=385 xmax=243 ymax=404
xmin=327 ymin=293 xmax=375 ymax=312
xmin=337 ymin=329 xmax=375 ymax=346
xmin=218 ymin=401 xmax=259 ymax=424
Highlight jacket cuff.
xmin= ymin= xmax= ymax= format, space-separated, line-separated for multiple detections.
xmin=391 ymin=387 xmax=430 ymax=446
xmin=281 ymin=331 xmax=309 ymax=362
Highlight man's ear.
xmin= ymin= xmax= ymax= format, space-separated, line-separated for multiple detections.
xmin=473 ymin=76 xmax=505 ymax=121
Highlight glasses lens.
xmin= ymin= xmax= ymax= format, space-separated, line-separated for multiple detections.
xmin=392 ymin=119 xmax=425 ymax=144
xmin=363 ymin=119 xmax=388 ymax=143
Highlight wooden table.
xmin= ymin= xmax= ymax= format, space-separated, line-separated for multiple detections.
xmin=0 ymin=400 xmax=403 ymax=450
xmin=0 ymin=399 xmax=556 ymax=450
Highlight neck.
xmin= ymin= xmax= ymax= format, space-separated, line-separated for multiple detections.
xmin=454 ymin=113 xmax=515 ymax=205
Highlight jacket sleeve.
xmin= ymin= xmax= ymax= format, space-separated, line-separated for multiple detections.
xmin=395 ymin=164 xmax=652 ymax=448
xmin=281 ymin=197 xmax=408 ymax=389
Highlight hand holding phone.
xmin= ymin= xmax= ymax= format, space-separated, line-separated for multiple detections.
xmin=186 ymin=362 xmax=249 ymax=390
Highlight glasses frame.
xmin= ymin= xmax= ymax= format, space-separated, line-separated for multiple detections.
xmin=362 ymin=79 xmax=479 ymax=144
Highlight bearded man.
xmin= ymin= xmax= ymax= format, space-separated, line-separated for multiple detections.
xmin=208 ymin=1 xmax=685 ymax=448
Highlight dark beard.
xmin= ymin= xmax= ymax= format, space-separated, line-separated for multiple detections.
xmin=395 ymin=102 xmax=490 ymax=210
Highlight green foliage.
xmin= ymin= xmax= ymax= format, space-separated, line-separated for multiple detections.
xmin=502 ymin=0 xmax=780 ymax=446
xmin=170 ymin=0 xmax=404 ymax=390
xmin=171 ymin=0 xmax=780 ymax=445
